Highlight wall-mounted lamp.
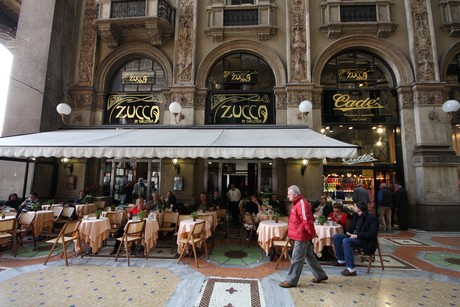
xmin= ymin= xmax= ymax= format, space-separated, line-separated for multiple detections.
xmin=297 ymin=100 xmax=313 ymax=122
xmin=56 ymin=103 xmax=72 ymax=124
xmin=61 ymin=157 xmax=74 ymax=174
xmin=172 ymin=158 xmax=180 ymax=174
xmin=428 ymin=99 xmax=460 ymax=123
xmin=300 ymin=159 xmax=309 ymax=176
xmin=169 ymin=101 xmax=185 ymax=124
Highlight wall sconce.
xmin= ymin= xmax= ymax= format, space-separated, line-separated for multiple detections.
xmin=56 ymin=103 xmax=72 ymax=124
xmin=428 ymin=99 xmax=460 ymax=122
xmin=172 ymin=158 xmax=180 ymax=174
xmin=300 ymin=159 xmax=308 ymax=176
xmin=61 ymin=157 xmax=74 ymax=174
xmin=297 ymin=100 xmax=313 ymax=122
xmin=169 ymin=101 xmax=185 ymax=124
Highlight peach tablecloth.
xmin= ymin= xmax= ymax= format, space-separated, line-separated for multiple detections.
xmin=141 ymin=218 xmax=159 ymax=254
xmin=75 ymin=204 xmax=97 ymax=218
xmin=257 ymin=220 xmax=288 ymax=255
xmin=257 ymin=213 xmax=273 ymax=221
xmin=25 ymin=211 xmax=54 ymax=237
xmin=176 ymin=219 xmax=211 ymax=254
xmin=313 ymin=224 xmax=343 ymax=257
xmin=197 ymin=212 xmax=218 ymax=231
xmin=78 ymin=217 xmax=111 ymax=253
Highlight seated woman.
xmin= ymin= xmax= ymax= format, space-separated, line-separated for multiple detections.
xmin=328 ymin=202 xmax=348 ymax=232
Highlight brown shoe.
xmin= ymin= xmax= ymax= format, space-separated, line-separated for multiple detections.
xmin=311 ymin=276 xmax=328 ymax=283
xmin=279 ymin=281 xmax=296 ymax=288
xmin=341 ymin=269 xmax=357 ymax=276
xmin=332 ymin=261 xmax=346 ymax=267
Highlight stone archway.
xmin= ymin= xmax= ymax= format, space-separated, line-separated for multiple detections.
xmin=440 ymin=40 xmax=460 ymax=82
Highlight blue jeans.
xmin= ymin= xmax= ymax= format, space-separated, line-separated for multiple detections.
xmin=333 ymin=234 xmax=364 ymax=269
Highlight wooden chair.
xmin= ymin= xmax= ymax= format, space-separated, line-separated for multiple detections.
xmin=177 ymin=220 xmax=208 ymax=268
xmin=239 ymin=212 xmax=257 ymax=247
xmin=105 ymin=211 xmax=124 ymax=238
xmin=279 ymin=216 xmax=289 ymax=223
xmin=44 ymin=220 xmax=83 ymax=266
xmin=16 ymin=213 xmax=36 ymax=247
xmin=273 ymin=237 xmax=293 ymax=269
xmin=52 ymin=206 xmax=64 ymax=221
xmin=215 ymin=209 xmax=228 ymax=238
xmin=172 ymin=214 xmax=192 ymax=252
xmin=53 ymin=207 xmax=75 ymax=231
xmin=0 ymin=217 xmax=17 ymax=257
xmin=357 ymin=237 xmax=385 ymax=274
xmin=159 ymin=211 xmax=179 ymax=253
xmin=115 ymin=220 xmax=146 ymax=266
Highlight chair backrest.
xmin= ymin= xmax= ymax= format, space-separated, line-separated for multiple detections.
xmin=125 ymin=220 xmax=145 ymax=237
xmin=60 ymin=220 xmax=81 ymax=237
xmin=106 ymin=211 xmax=123 ymax=226
xmin=52 ymin=206 xmax=64 ymax=219
xmin=243 ymin=212 xmax=255 ymax=224
xmin=191 ymin=220 xmax=205 ymax=237
xmin=94 ymin=201 xmax=105 ymax=209
xmin=18 ymin=213 xmax=35 ymax=226
xmin=0 ymin=218 xmax=16 ymax=232
xmin=178 ymin=214 xmax=192 ymax=225
xmin=216 ymin=209 xmax=227 ymax=220
xmin=162 ymin=211 xmax=179 ymax=225
xmin=61 ymin=207 xmax=75 ymax=219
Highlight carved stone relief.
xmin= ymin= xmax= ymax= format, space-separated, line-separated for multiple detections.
xmin=176 ymin=0 xmax=194 ymax=83
xmin=77 ymin=0 xmax=97 ymax=86
xmin=398 ymin=87 xmax=414 ymax=109
xmin=413 ymin=89 xmax=443 ymax=106
xmin=289 ymin=0 xmax=307 ymax=82
xmin=411 ymin=0 xmax=435 ymax=81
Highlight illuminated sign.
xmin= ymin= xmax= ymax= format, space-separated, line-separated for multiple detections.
xmin=223 ymin=70 xmax=258 ymax=83
xmin=208 ymin=93 xmax=273 ymax=124
xmin=332 ymin=93 xmax=384 ymax=113
xmin=106 ymin=94 xmax=162 ymax=124
xmin=343 ymin=154 xmax=378 ymax=165
xmin=338 ymin=68 xmax=374 ymax=81
xmin=121 ymin=71 xmax=155 ymax=85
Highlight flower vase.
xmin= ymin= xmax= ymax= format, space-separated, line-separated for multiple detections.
xmin=274 ymin=218 xmax=279 ymax=223
xmin=96 ymin=215 xmax=100 ymax=219
xmin=193 ymin=217 xmax=197 ymax=221
xmin=1 ymin=214 xmax=5 ymax=219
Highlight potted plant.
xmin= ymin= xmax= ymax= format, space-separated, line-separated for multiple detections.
xmin=137 ymin=210 xmax=147 ymax=220
xmin=0 ymin=209 xmax=5 ymax=219
xmin=95 ymin=209 xmax=103 ymax=219
xmin=31 ymin=202 xmax=41 ymax=212
xmin=191 ymin=211 xmax=198 ymax=221
xmin=317 ymin=215 xmax=327 ymax=225
xmin=273 ymin=212 xmax=280 ymax=223
xmin=110 ymin=204 xmax=116 ymax=212
xmin=157 ymin=202 xmax=164 ymax=213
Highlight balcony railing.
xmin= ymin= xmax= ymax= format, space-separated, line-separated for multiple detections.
xmin=224 ymin=9 xmax=258 ymax=26
xmin=340 ymin=5 xmax=377 ymax=23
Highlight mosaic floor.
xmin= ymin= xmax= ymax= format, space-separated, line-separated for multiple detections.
xmin=0 ymin=227 xmax=459 ymax=306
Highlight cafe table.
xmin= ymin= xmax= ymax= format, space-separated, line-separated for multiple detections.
xmin=24 ymin=211 xmax=54 ymax=237
xmin=256 ymin=220 xmax=288 ymax=256
xmin=78 ymin=216 xmax=111 ymax=253
xmin=257 ymin=212 xmax=273 ymax=222
xmin=313 ymin=223 xmax=343 ymax=257
xmin=139 ymin=218 xmax=160 ymax=254
xmin=176 ymin=218 xmax=211 ymax=254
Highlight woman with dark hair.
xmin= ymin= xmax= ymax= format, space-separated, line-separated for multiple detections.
xmin=332 ymin=201 xmax=378 ymax=277
xmin=4 ymin=193 xmax=21 ymax=210
xmin=328 ymin=202 xmax=348 ymax=231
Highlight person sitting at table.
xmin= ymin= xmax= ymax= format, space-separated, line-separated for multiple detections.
xmin=3 ymin=193 xmax=22 ymax=211
xmin=328 ymin=202 xmax=348 ymax=231
xmin=195 ymin=192 xmax=213 ymax=212
xmin=150 ymin=192 xmax=165 ymax=211
xmin=269 ymin=193 xmax=287 ymax=216
xmin=210 ymin=190 xmax=225 ymax=209
xmin=17 ymin=192 xmax=40 ymax=216
xmin=110 ymin=198 xmax=147 ymax=255
xmin=164 ymin=191 xmax=178 ymax=212
xmin=332 ymin=201 xmax=379 ymax=276
xmin=74 ymin=190 xmax=87 ymax=204
xmin=244 ymin=195 xmax=259 ymax=240
xmin=312 ymin=195 xmax=333 ymax=219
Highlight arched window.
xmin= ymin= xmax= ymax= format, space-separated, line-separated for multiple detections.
xmin=205 ymin=52 xmax=275 ymax=125
xmin=105 ymin=57 xmax=166 ymax=125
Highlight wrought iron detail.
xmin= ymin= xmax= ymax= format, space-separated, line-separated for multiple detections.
xmin=224 ymin=9 xmax=258 ymax=26
xmin=340 ymin=5 xmax=376 ymax=22
xmin=158 ymin=0 xmax=175 ymax=26
xmin=111 ymin=0 xmax=146 ymax=18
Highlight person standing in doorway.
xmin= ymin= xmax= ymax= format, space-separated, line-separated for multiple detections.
xmin=132 ymin=178 xmax=146 ymax=200
xmin=227 ymin=183 xmax=241 ymax=226
xmin=393 ymin=180 xmax=409 ymax=230
xmin=279 ymin=185 xmax=328 ymax=288
xmin=377 ymin=183 xmax=394 ymax=231
xmin=352 ymin=182 xmax=369 ymax=205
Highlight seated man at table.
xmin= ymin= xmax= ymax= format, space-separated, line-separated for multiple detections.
xmin=312 ymin=195 xmax=333 ymax=219
xmin=244 ymin=195 xmax=259 ymax=240
xmin=332 ymin=201 xmax=378 ymax=276
xmin=269 ymin=194 xmax=288 ymax=216
xmin=210 ymin=190 xmax=225 ymax=210
xmin=110 ymin=198 xmax=148 ymax=255
xmin=164 ymin=191 xmax=178 ymax=212
xmin=195 ymin=192 xmax=213 ymax=212
xmin=17 ymin=192 xmax=40 ymax=216
xmin=74 ymin=190 xmax=87 ymax=204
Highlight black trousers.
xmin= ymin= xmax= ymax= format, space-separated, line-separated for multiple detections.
xmin=230 ymin=201 xmax=240 ymax=225
xmin=398 ymin=208 xmax=409 ymax=230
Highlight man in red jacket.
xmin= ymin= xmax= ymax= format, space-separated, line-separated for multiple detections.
xmin=279 ymin=185 xmax=328 ymax=288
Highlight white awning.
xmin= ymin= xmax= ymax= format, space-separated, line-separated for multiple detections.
xmin=0 ymin=128 xmax=358 ymax=159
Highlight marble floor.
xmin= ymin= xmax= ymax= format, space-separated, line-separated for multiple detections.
xmin=0 ymin=227 xmax=459 ymax=306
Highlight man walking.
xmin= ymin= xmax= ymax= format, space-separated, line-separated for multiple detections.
xmin=393 ymin=180 xmax=409 ymax=230
xmin=279 ymin=185 xmax=328 ymax=288
xmin=377 ymin=182 xmax=394 ymax=231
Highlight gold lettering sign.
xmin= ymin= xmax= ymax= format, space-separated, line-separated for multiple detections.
xmin=338 ymin=68 xmax=373 ymax=81
xmin=121 ymin=71 xmax=155 ymax=84
xmin=106 ymin=94 xmax=162 ymax=124
xmin=211 ymin=94 xmax=270 ymax=124
xmin=223 ymin=70 xmax=258 ymax=83
xmin=332 ymin=94 xmax=384 ymax=113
